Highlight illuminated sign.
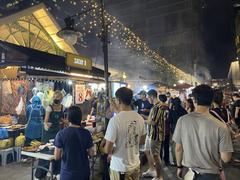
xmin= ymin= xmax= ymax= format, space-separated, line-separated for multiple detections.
xmin=66 ymin=53 xmax=92 ymax=70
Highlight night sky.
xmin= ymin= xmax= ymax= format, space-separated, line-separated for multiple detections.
xmin=201 ymin=0 xmax=236 ymax=78
xmin=0 ymin=0 xmax=237 ymax=79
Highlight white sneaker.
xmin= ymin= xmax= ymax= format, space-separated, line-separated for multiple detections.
xmin=142 ymin=169 xmax=157 ymax=177
xmin=152 ymin=177 xmax=163 ymax=180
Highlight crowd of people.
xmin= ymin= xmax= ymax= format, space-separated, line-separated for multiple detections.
xmin=46 ymin=85 xmax=240 ymax=180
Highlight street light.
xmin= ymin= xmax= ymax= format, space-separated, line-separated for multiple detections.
xmin=57 ymin=0 xmax=109 ymax=98
xmin=143 ymin=85 xmax=148 ymax=91
xmin=57 ymin=17 xmax=81 ymax=45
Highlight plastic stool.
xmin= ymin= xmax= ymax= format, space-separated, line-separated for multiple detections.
xmin=0 ymin=148 xmax=15 ymax=166
xmin=13 ymin=147 xmax=21 ymax=163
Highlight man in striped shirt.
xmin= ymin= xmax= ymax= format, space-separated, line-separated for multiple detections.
xmin=143 ymin=89 xmax=168 ymax=180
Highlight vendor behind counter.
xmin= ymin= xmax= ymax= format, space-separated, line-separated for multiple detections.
xmin=25 ymin=96 xmax=45 ymax=145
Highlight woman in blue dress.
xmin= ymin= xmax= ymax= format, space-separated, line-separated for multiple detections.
xmin=25 ymin=96 xmax=45 ymax=145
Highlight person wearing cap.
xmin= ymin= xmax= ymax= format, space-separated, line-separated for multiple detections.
xmin=42 ymin=90 xmax=64 ymax=143
xmin=134 ymin=90 xmax=153 ymax=119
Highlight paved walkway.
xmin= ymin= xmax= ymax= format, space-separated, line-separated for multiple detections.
xmin=1 ymin=162 xmax=240 ymax=180
xmin=0 ymin=162 xmax=177 ymax=180
xmin=0 ymin=159 xmax=240 ymax=180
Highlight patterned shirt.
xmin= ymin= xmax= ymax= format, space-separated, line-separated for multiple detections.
xmin=148 ymin=102 xmax=169 ymax=141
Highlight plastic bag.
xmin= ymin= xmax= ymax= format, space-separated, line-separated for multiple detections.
xmin=0 ymin=128 xmax=9 ymax=140
xmin=62 ymin=94 xmax=73 ymax=108
xmin=184 ymin=169 xmax=195 ymax=180
xmin=15 ymin=97 xmax=24 ymax=115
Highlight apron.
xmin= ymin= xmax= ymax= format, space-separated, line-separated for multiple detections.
xmin=42 ymin=105 xmax=63 ymax=143
xmin=25 ymin=105 xmax=44 ymax=139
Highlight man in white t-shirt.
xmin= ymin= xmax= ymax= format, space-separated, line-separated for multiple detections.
xmin=104 ymin=87 xmax=146 ymax=180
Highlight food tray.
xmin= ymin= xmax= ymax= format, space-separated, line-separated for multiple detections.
xmin=0 ymin=124 xmax=11 ymax=127
xmin=22 ymin=146 xmax=39 ymax=152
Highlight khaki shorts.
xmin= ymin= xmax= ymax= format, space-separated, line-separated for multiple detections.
xmin=150 ymin=140 xmax=162 ymax=155
xmin=110 ymin=165 xmax=140 ymax=180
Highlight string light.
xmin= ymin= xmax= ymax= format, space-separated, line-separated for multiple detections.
xmin=1 ymin=0 xmax=199 ymax=84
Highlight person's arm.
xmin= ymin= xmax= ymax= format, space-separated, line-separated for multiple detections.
xmin=100 ymin=138 xmax=106 ymax=148
xmin=219 ymin=126 xmax=234 ymax=163
xmin=44 ymin=106 xmax=52 ymax=130
xmin=105 ymin=140 xmax=114 ymax=154
xmin=175 ymin=143 xmax=184 ymax=179
xmin=44 ymin=113 xmax=50 ymax=130
xmin=175 ymin=143 xmax=183 ymax=166
xmin=221 ymin=152 xmax=232 ymax=163
xmin=140 ymin=118 xmax=147 ymax=145
xmin=54 ymin=147 xmax=62 ymax=160
xmin=104 ymin=118 xmax=117 ymax=154
xmin=54 ymin=132 xmax=63 ymax=160
xmin=140 ymin=134 xmax=146 ymax=145
xmin=172 ymin=118 xmax=184 ymax=179
xmin=235 ymin=107 xmax=240 ymax=119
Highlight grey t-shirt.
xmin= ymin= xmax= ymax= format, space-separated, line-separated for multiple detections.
xmin=173 ymin=112 xmax=233 ymax=174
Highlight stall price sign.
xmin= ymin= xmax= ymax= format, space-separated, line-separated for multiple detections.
xmin=66 ymin=53 xmax=92 ymax=70
xmin=75 ymin=84 xmax=86 ymax=104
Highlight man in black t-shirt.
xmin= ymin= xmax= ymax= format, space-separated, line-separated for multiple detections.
xmin=232 ymin=93 xmax=240 ymax=127
xmin=133 ymin=90 xmax=153 ymax=118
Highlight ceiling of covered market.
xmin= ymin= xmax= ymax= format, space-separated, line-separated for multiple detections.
xmin=0 ymin=4 xmax=76 ymax=55
xmin=0 ymin=0 xmax=202 ymax=84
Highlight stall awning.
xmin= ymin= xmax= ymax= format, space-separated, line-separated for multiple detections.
xmin=0 ymin=40 xmax=106 ymax=80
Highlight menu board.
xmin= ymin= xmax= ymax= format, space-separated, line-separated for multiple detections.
xmin=75 ymin=84 xmax=86 ymax=104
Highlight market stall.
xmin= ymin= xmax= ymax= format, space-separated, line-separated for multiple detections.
xmin=0 ymin=41 xmax=106 ymax=164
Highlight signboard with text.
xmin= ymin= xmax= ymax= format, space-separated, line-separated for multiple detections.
xmin=66 ymin=53 xmax=92 ymax=70
xmin=75 ymin=84 xmax=86 ymax=104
